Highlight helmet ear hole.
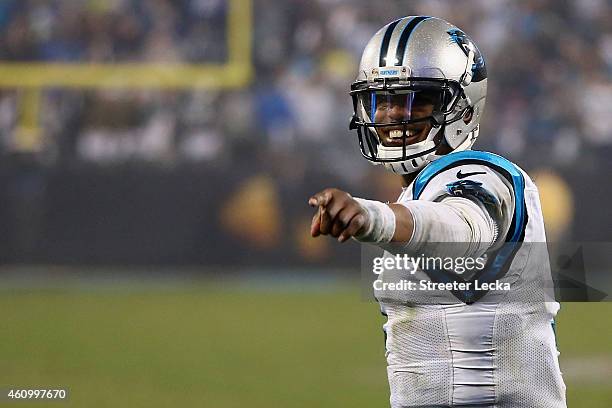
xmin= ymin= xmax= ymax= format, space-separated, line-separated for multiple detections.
xmin=463 ymin=107 xmax=474 ymax=124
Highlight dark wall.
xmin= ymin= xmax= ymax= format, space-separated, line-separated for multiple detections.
xmin=1 ymin=153 xmax=609 ymax=267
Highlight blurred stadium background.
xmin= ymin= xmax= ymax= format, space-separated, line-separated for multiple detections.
xmin=1 ymin=0 xmax=611 ymax=406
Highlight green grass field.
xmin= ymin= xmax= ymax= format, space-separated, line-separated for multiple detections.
xmin=1 ymin=280 xmax=611 ymax=407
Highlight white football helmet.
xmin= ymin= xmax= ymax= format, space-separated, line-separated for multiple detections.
xmin=350 ymin=16 xmax=487 ymax=174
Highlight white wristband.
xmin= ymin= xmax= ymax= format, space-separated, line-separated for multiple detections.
xmin=353 ymin=198 xmax=396 ymax=243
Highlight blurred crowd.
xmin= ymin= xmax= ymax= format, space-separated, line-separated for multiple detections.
xmin=0 ymin=0 xmax=227 ymax=62
xmin=0 ymin=0 xmax=608 ymax=170
xmin=0 ymin=0 xmax=611 ymax=264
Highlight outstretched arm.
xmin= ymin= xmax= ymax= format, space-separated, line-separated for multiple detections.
xmin=309 ymin=188 xmax=497 ymax=252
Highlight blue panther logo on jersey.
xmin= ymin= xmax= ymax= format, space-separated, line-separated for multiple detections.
xmin=447 ymin=28 xmax=487 ymax=82
xmin=446 ymin=179 xmax=500 ymax=209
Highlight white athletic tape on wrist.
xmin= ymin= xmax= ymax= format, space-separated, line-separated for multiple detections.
xmin=353 ymin=198 xmax=396 ymax=243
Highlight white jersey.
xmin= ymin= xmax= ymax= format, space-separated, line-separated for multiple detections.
xmin=374 ymin=151 xmax=567 ymax=408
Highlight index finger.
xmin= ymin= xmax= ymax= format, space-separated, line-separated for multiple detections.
xmin=310 ymin=207 xmax=322 ymax=237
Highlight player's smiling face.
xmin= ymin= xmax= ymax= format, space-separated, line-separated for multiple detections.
xmin=373 ymin=91 xmax=436 ymax=147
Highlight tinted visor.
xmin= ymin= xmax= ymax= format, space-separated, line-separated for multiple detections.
xmin=356 ymin=89 xmax=444 ymax=124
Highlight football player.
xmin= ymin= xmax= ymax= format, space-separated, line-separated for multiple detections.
xmin=309 ymin=16 xmax=566 ymax=407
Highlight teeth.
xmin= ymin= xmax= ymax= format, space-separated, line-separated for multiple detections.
xmin=388 ymin=129 xmax=423 ymax=139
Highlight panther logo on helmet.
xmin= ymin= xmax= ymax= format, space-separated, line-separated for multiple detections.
xmin=447 ymin=28 xmax=487 ymax=83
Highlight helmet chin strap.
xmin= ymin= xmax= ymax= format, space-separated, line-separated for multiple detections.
xmin=376 ymin=139 xmax=437 ymax=160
